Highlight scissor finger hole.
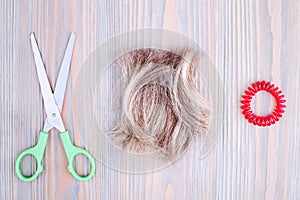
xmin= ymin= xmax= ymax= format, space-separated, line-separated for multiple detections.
xmin=20 ymin=154 xmax=37 ymax=177
xmin=73 ymin=154 xmax=92 ymax=176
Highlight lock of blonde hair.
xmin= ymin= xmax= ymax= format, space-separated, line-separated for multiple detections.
xmin=109 ymin=49 xmax=211 ymax=161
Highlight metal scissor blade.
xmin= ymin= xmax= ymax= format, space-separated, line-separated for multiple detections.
xmin=30 ymin=33 xmax=65 ymax=132
xmin=54 ymin=32 xmax=75 ymax=111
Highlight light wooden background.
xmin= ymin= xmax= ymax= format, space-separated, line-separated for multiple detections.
xmin=1 ymin=0 xmax=300 ymax=199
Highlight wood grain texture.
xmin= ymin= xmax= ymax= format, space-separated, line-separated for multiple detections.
xmin=1 ymin=0 xmax=300 ymax=199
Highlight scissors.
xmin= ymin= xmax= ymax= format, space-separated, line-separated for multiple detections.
xmin=15 ymin=32 xmax=95 ymax=182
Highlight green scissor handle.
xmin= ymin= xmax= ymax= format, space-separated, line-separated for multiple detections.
xmin=16 ymin=131 xmax=95 ymax=182
xmin=60 ymin=131 xmax=95 ymax=181
xmin=15 ymin=131 xmax=49 ymax=182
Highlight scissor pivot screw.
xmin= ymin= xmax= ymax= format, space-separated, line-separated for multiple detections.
xmin=52 ymin=113 xmax=56 ymax=118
